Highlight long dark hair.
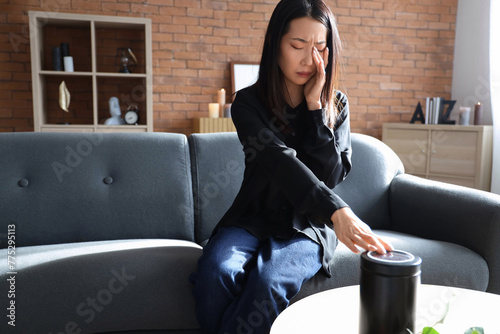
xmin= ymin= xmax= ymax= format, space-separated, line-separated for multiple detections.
xmin=257 ymin=0 xmax=342 ymax=129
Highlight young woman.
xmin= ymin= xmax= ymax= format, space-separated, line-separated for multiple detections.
xmin=191 ymin=1 xmax=393 ymax=333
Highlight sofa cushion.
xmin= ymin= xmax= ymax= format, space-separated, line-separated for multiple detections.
xmin=293 ymin=230 xmax=489 ymax=303
xmin=188 ymin=132 xmax=245 ymax=244
xmin=0 ymin=132 xmax=195 ymax=246
xmin=0 ymin=240 xmax=202 ymax=333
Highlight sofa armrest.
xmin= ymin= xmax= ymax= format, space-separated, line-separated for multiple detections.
xmin=389 ymin=174 xmax=500 ymax=294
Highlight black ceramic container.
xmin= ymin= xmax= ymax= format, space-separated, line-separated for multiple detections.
xmin=359 ymin=250 xmax=422 ymax=334
xmin=60 ymin=42 xmax=70 ymax=57
xmin=52 ymin=46 xmax=62 ymax=71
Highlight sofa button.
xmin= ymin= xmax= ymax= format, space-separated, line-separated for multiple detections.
xmin=18 ymin=179 xmax=29 ymax=187
xmin=103 ymin=176 xmax=113 ymax=185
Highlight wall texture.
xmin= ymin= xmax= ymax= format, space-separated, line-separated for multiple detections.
xmin=0 ymin=0 xmax=458 ymax=138
xmin=452 ymin=0 xmax=491 ymax=125
xmin=488 ymin=0 xmax=499 ymax=194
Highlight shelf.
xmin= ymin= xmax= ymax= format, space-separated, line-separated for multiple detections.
xmin=39 ymin=71 xmax=93 ymax=76
xmin=41 ymin=23 xmax=92 ymax=72
xmin=40 ymin=124 xmax=148 ymax=133
xmin=42 ymin=75 xmax=94 ymax=125
xmin=39 ymin=71 xmax=147 ymax=78
xmin=29 ymin=11 xmax=153 ymax=133
xmin=97 ymin=125 xmax=148 ymax=133
xmin=95 ymin=24 xmax=146 ymax=74
xmin=40 ymin=125 xmax=95 ymax=133
xmin=96 ymin=72 xmax=147 ymax=78
xmin=96 ymin=76 xmax=147 ymax=125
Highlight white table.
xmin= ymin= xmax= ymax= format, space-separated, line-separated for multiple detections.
xmin=271 ymin=285 xmax=500 ymax=334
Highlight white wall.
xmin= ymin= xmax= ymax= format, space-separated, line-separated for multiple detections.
xmin=490 ymin=0 xmax=500 ymax=194
xmin=451 ymin=0 xmax=492 ymax=125
xmin=452 ymin=0 xmax=499 ymax=194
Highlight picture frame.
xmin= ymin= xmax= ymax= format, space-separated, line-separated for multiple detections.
xmin=230 ymin=61 xmax=259 ymax=100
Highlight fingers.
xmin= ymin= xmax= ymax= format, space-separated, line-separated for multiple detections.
xmin=324 ymin=47 xmax=329 ymax=70
xmin=339 ymin=235 xmax=378 ymax=255
xmin=353 ymin=232 xmax=385 ymax=254
xmin=331 ymin=208 xmax=393 ymax=255
xmin=339 ymin=226 xmax=392 ymax=255
xmin=313 ymin=46 xmax=329 ymax=74
xmin=379 ymin=237 xmax=394 ymax=252
xmin=304 ymin=48 xmax=327 ymax=107
xmin=339 ymin=236 xmax=361 ymax=254
xmin=336 ymin=230 xmax=375 ymax=255
xmin=346 ymin=243 xmax=361 ymax=254
xmin=312 ymin=47 xmax=325 ymax=78
xmin=357 ymin=233 xmax=394 ymax=255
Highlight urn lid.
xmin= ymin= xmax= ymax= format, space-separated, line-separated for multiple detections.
xmin=361 ymin=250 xmax=422 ymax=277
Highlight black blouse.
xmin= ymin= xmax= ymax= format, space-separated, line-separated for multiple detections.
xmin=213 ymin=84 xmax=352 ymax=276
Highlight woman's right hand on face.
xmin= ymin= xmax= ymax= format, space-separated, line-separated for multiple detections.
xmin=330 ymin=207 xmax=393 ymax=254
xmin=304 ymin=46 xmax=329 ymax=111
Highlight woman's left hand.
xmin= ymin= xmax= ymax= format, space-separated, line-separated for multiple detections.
xmin=331 ymin=207 xmax=394 ymax=254
xmin=304 ymin=46 xmax=329 ymax=111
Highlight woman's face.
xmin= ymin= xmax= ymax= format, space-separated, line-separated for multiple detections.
xmin=279 ymin=17 xmax=328 ymax=92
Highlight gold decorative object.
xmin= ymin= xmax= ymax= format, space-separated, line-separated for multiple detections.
xmin=59 ymin=81 xmax=70 ymax=112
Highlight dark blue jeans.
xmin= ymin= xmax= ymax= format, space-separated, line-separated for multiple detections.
xmin=191 ymin=226 xmax=322 ymax=334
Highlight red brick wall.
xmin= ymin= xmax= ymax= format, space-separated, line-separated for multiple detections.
xmin=0 ymin=0 xmax=457 ymax=138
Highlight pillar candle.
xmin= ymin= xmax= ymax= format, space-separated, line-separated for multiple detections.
xmin=209 ymin=103 xmax=220 ymax=118
xmin=217 ymin=89 xmax=226 ymax=117
xmin=63 ymin=56 xmax=74 ymax=72
xmin=459 ymin=106 xmax=471 ymax=125
xmin=474 ymin=102 xmax=482 ymax=125
xmin=224 ymin=103 xmax=232 ymax=118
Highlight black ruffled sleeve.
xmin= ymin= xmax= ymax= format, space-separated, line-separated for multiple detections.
xmin=301 ymin=91 xmax=352 ymax=189
xmin=231 ymin=89 xmax=351 ymax=223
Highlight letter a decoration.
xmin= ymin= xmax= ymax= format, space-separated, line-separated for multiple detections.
xmin=410 ymin=102 xmax=425 ymax=124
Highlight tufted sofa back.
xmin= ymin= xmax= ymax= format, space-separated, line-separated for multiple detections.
xmin=0 ymin=132 xmax=195 ymax=247
xmin=0 ymin=131 xmax=404 ymax=248
xmin=188 ymin=132 xmax=245 ymax=244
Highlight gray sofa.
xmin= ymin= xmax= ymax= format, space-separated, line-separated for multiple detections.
xmin=1 ymin=131 xmax=499 ymax=334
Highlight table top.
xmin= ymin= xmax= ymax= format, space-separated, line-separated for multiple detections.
xmin=271 ymin=285 xmax=500 ymax=334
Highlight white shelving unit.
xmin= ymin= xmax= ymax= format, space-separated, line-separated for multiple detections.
xmin=29 ymin=11 xmax=153 ymax=132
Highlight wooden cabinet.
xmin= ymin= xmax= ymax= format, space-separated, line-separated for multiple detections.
xmin=29 ymin=11 xmax=153 ymax=132
xmin=382 ymin=123 xmax=493 ymax=191
xmin=193 ymin=118 xmax=236 ymax=133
